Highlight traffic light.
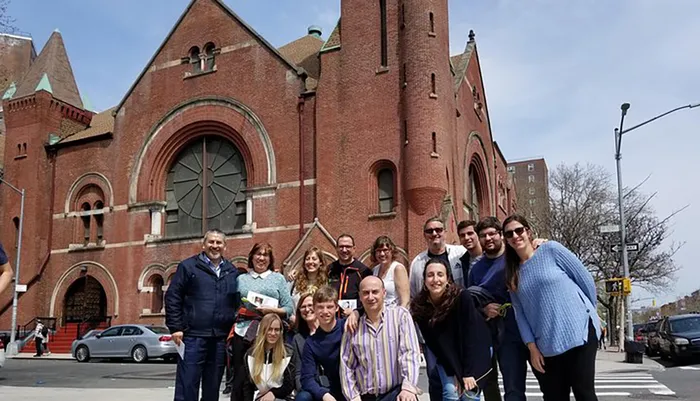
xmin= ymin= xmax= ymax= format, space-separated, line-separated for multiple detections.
xmin=622 ymin=277 xmax=631 ymax=295
xmin=605 ymin=278 xmax=623 ymax=295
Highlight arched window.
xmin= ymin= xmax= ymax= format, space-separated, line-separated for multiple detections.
xmin=94 ymin=200 xmax=104 ymax=241
xmin=150 ymin=275 xmax=165 ymax=313
xmin=81 ymin=202 xmax=91 ymax=245
xmin=165 ymin=136 xmax=247 ymax=237
xmin=203 ymin=42 xmax=216 ymax=71
xmin=189 ymin=46 xmax=201 ymax=73
xmin=378 ymin=168 xmax=394 ymax=213
xmin=467 ymin=165 xmax=481 ymax=221
xmin=12 ymin=217 xmax=19 ymax=250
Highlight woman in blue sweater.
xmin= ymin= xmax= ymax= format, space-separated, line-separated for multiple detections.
xmin=503 ymin=215 xmax=601 ymax=401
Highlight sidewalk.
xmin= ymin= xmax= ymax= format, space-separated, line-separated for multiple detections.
xmin=10 ymin=353 xmax=74 ymax=360
xmin=0 ymin=387 xmax=176 ymax=401
xmin=595 ymin=346 xmax=665 ymax=373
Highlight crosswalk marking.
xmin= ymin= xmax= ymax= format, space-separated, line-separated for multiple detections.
xmin=492 ymin=373 xmax=675 ymax=398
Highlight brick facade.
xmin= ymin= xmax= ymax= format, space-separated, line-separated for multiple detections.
xmin=0 ymin=0 xmax=516 ymax=330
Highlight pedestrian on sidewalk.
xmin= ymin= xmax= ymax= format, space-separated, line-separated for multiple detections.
xmin=165 ymin=229 xmax=241 ymax=401
xmin=411 ymin=258 xmax=492 ymax=401
xmin=503 ymin=215 xmax=601 ymax=401
xmin=34 ymin=319 xmax=45 ymax=357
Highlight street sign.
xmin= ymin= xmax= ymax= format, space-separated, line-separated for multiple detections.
xmin=599 ymin=224 xmax=620 ymax=233
xmin=611 ymin=243 xmax=639 ymax=252
xmin=15 ymin=284 xmax=27 ymax=293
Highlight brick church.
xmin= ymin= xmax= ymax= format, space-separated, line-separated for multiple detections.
xmin=0 ymin=0 xmax=516 ymax=343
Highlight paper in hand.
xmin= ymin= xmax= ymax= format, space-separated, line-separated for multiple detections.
xmin=175 ymin=340 xmax=185 ymax=360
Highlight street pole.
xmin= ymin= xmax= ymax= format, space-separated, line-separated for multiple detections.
xmin=613 ymin=102 xmax=700 ymax=348
xmin=0 ymin=177 xmax=25 ymax=354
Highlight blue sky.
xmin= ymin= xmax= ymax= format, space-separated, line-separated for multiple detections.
xmin=9 ymin=0 xmax=700 ymax=306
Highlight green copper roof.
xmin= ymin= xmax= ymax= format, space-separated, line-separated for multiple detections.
xmin=35 ymin=73 xmax=53 ymax=94
xmin=2 ymin=82 xmax=16 ymax=100
xmin=81 ymin=94 xmax=94 ymax=112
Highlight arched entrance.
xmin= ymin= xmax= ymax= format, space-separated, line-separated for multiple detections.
xmin=63 ymin=275 xmax=108 ymax=323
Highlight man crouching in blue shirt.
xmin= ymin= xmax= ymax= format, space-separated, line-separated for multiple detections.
xmin=165 ymin=229 xmax=240 ymax=401
xmin=300 ymin=285 xmax=347 ymax=401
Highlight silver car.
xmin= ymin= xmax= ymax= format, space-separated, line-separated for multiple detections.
xmin=71 ymin=324 xmax=177 ymax=363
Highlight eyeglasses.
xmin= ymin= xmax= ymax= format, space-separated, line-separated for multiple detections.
xmin=423 ymin=227 xmax=445 ymax=235
xmin=504 ymin=226 xmax=526 ymax=239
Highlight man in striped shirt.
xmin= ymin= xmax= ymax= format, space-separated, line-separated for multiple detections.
xmin=340 ymin=276 xmax=421 ymax=401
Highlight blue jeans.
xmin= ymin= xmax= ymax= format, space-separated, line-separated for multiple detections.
xmin=436 ymin=364 xmax=477 ymax=401
xmin=423 ymin=344 xmax=443 ymax=401
xmin=174 ymin=336 xmax=227 ymax=401
xmin=495 ymin=338 xmax=528 ymax=401
xmin=295 ymin=391 xmax=314 ymax=401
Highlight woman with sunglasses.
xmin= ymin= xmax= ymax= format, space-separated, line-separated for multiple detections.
xmin=503 ymin=215 xmax=601 ymax=401
xmin=411 ymin=258 xmax=492 ymax=401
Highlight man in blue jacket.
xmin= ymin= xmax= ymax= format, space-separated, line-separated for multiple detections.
xmin=165 ymin=229 xmax=240 ymax=401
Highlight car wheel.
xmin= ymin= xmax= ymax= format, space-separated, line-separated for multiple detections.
xmin=131 ymin=345 xmax=148 ymax=363
xmin=75 ymin=345 xmax=90 ymax=362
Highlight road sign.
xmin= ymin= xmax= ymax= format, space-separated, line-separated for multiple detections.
xmin=15 ymin=284 xmax=27 ymax=293
xmin=599 ymin=224 xmax=620 ymax=233
xmin=611 ymin=243 xmax=639 ymax=252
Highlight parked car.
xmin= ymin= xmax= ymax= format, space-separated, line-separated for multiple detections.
xmin=656 ymin=314 xmax=700 ymax=363
xmin=71 ymin=324 xmax=176 ymax=363
xmin=645 ymin=319 xmax=663 ymax=356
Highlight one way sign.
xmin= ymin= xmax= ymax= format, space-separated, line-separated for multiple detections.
xmin=611 ymin=243 xmax=639 ymax=252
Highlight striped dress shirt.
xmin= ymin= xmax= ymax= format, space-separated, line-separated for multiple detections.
xmin=340 ymin=305 xmax=421 ymax=401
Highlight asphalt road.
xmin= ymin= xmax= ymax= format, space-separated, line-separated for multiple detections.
xmin=1 ymin=357 xmax=697 ymax=400
xmin=0 ymin=358 xmax=177 ymax=388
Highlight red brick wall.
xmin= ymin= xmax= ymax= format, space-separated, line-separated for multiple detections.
xmin=0 ymin=0 xmax=516 ymax=330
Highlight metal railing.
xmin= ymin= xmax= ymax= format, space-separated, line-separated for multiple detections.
xmin=16 ymin=317 xmax=57 ymax=340
xmin=76 ymin=316 xmax=112 ymax=339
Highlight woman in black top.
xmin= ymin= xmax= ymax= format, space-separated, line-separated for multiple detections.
xmin=411 ymin=258 xmax=492 ymax=400
xmin=289 ymin=293 xmax=318 ymax=401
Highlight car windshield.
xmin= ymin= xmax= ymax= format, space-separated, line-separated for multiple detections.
xmin=83 ymin=330 xmax=102 ymax=338
xmin=670 ymin=317 xmax=700 ymax=333
xmin=147 ymin=326 xmax=170 ymax=335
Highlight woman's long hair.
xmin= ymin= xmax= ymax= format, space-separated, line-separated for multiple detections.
xmin=293 ymin=292 xmax=314 ymax=337
xmin=248 ymin=243 xmax=275 ymax=272
xmin=503 ymin=214 xmax=532 ymax=292
xmin=250 ymin=313 xmax=287 ymax=384
xmin=410 ymin=258 xmax=462 ymax=326
xmin=294 ymin=247 xmax=328 ymax=294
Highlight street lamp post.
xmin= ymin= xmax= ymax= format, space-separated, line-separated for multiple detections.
xmin=614 ymin=102 xmax=700 ymax=346
xmin=0 ymin=177 xmax=25 ymax=354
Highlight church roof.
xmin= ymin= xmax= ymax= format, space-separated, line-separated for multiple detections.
xmin=278 ymin=33 xmax=324 ymax=79
xmin=114 ymin=0 xmax=303 ymax=115
xmin=56 ymin=107 xmax=115 ymax=146
xmin=12 ymin=30 xmax=83 ymax=109
xmin=320 ymin=20 xmax=341 ymax=53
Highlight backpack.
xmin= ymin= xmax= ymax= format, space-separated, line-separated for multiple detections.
xmin=41 ymin=326 xmax=48 ymax=337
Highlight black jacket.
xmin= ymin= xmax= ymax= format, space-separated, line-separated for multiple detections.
xmin=328 ymin=260 xmax=371 ymax=304
xmin=165 ymin=253 xmax=240 ymax=337
xmin=416 ymin=290 xmax=492 ymax=382
xmin=242 ymin=343 xmax=296 ymax=401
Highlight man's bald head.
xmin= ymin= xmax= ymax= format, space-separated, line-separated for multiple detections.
xmin=360 ymin=275 xmax=384 ymax=290
xmin=359 ymin=275 xmax=385 ymax=314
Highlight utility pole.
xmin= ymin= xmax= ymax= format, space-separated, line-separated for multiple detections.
xmin=614 ymin=102 xmax=699 ymax=348
xmin=0 ymin=177 xmax=25 ymax=355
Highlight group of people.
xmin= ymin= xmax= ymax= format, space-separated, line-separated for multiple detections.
xmin=165 ymin=213 xmax=601 ymax=401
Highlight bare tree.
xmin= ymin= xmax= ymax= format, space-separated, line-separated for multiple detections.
xmin=540 ymin=163 xmax=683 ymax=342
xmin=0 ymin=0 xmax=16 ymax=34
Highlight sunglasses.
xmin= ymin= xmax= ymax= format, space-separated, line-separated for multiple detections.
xmin=504 ymin=226 xmax=526 ymax=239
xmin=424 ymin=227 xmax=445 ymax=235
